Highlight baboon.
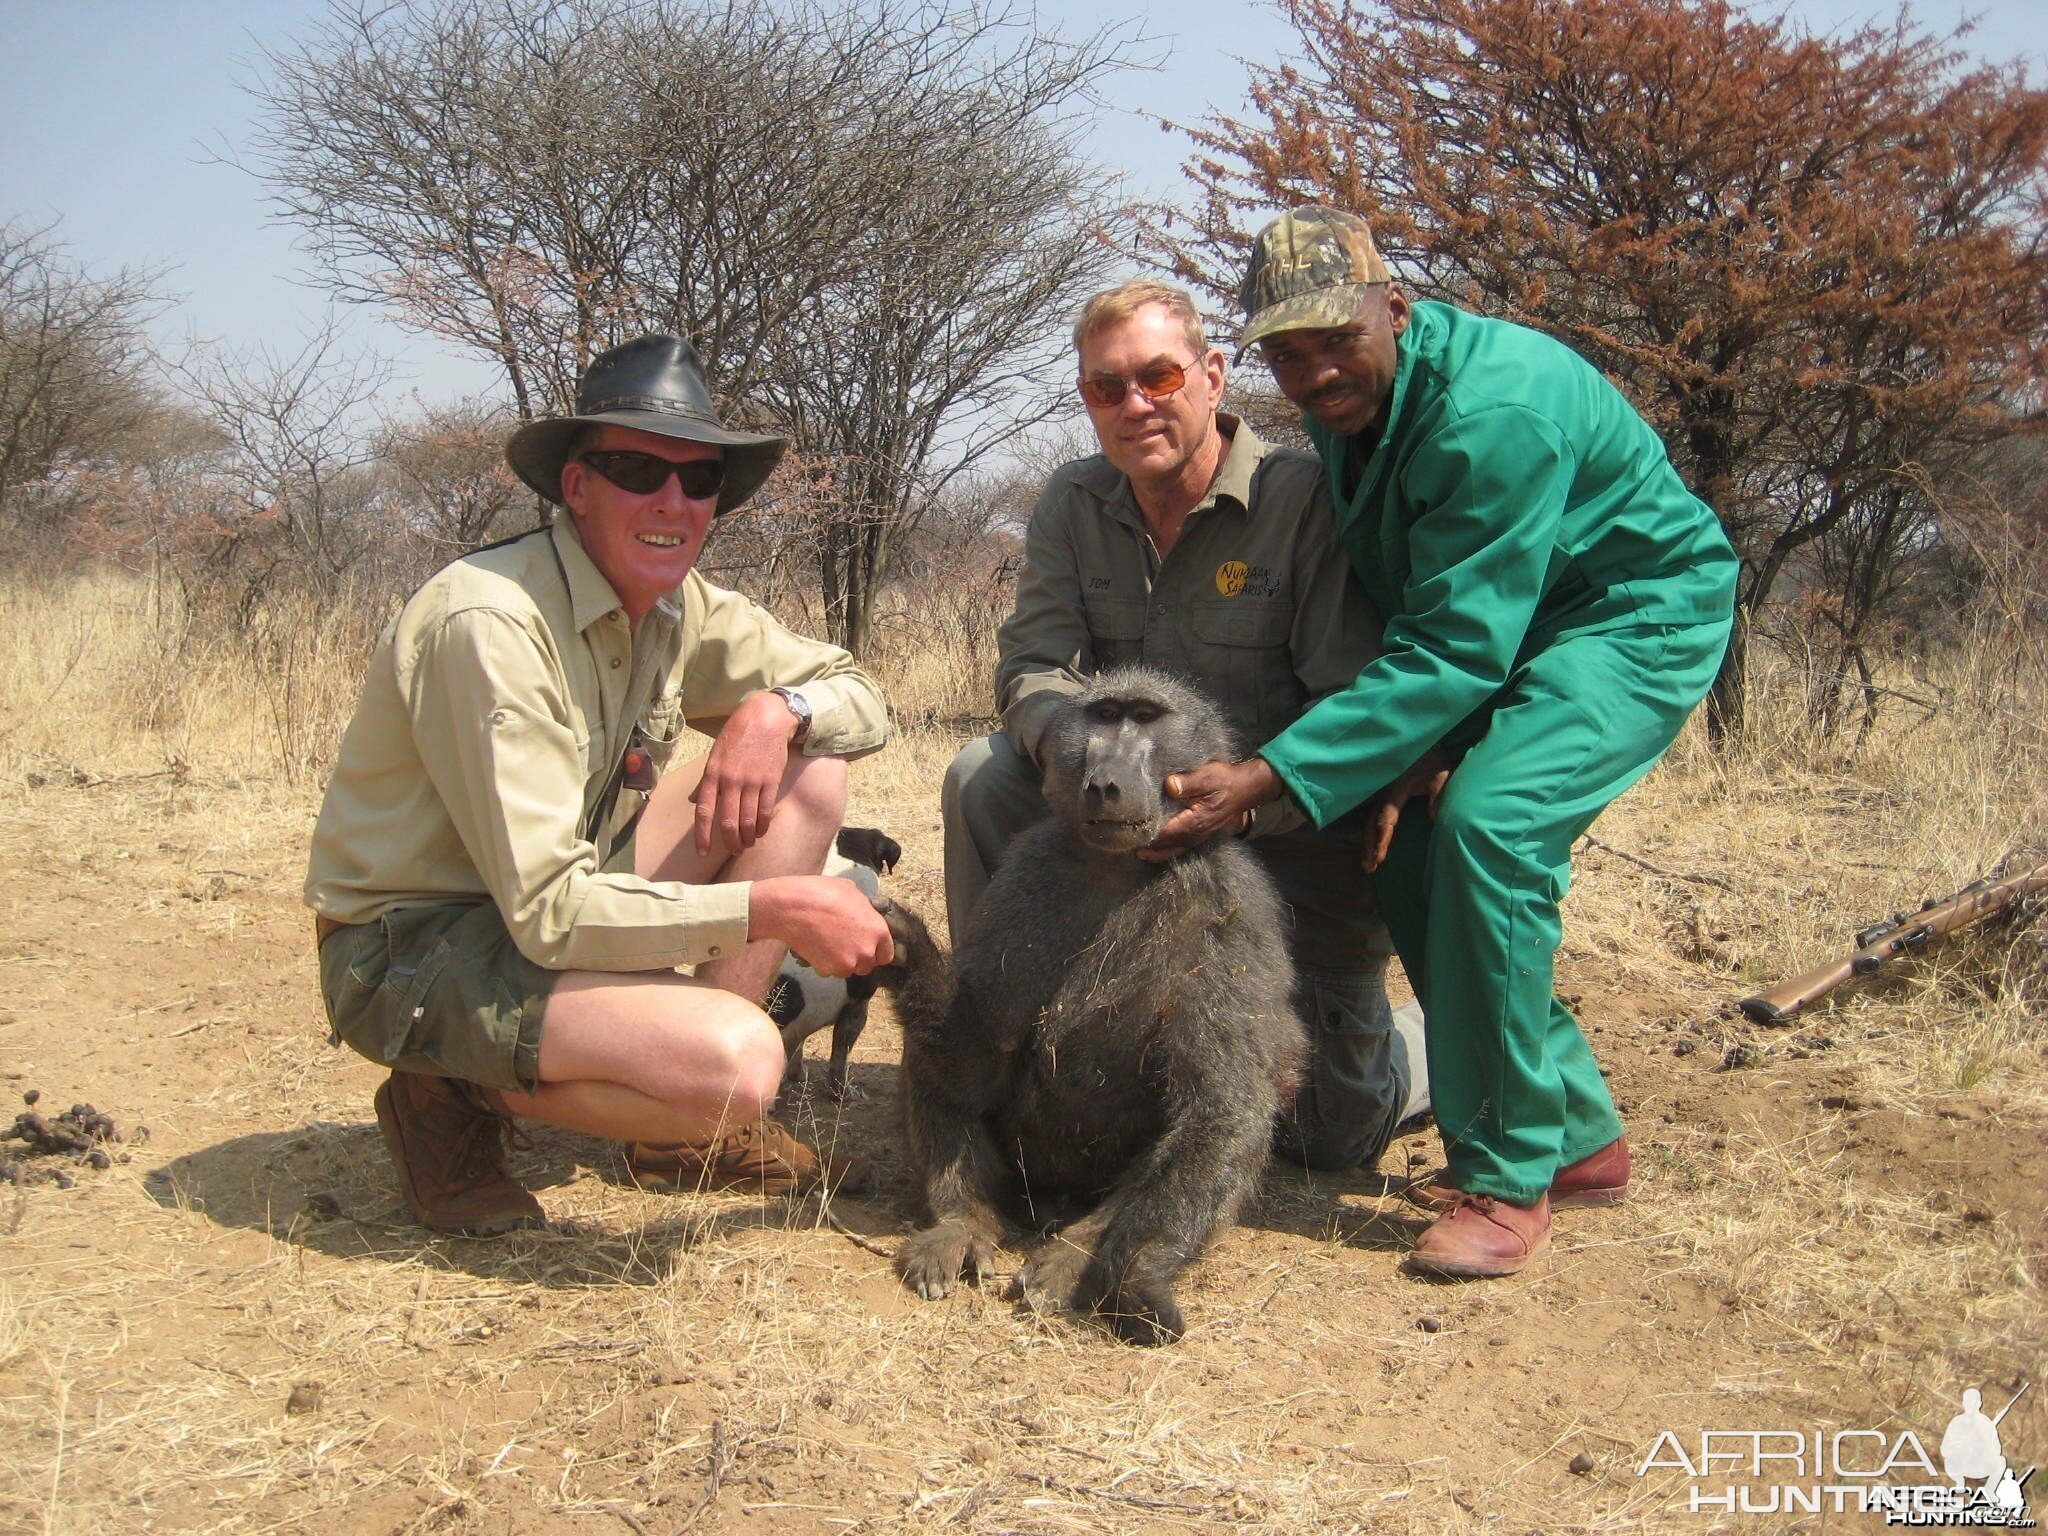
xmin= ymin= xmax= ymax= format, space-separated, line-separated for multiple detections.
xmin=770 ymin=827 xmax=903 ymax=1102
xmin=872 ymin=667 xmax=1306 ymax=1344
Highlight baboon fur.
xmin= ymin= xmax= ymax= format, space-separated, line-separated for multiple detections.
xmin=872 ymin=667 xmax=1306 ymax=1344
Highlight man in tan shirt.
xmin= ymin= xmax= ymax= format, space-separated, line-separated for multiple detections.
xmin=307 ymin=334 xmax=894 ymax=1235
xmin=944 ymin=281 xmax=1428 ymax=1173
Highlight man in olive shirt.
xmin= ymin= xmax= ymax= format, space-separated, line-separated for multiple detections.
xmin=307 ymin=334 xmax=895 ymax=1236
xmin=944 ymin=280 xmax=1427 ymax=1171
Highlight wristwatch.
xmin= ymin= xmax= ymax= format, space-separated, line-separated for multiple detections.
xmin=768 ymin=685 xmax=813 ymax=744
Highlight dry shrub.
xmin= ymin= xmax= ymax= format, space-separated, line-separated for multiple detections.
xmin=0 ymin=565 xmax=393 ymax=786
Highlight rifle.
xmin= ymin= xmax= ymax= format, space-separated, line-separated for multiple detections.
xmin=1992 ymin=1382 xmax=2029 ymax=1427
xmin=1738 ymin=859 xmax=2048 ymax=1026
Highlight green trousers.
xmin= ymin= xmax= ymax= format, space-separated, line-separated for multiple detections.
xmin=1371 ymin=618 xmax=1728 ymax=1203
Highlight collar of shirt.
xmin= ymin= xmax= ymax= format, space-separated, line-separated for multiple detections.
xmin=1073 ymin=411 xmax=1273 ymax=529
xmin=550 ymin=516 xmax=683 ymax=636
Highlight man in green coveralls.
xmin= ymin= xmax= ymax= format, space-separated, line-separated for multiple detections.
xmin=1158 ymin=207 xmax=1737 ymax=1277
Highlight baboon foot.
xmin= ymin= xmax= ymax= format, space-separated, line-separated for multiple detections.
xmin=895 ymin=1221 xmax=996 ymax=1300
xmin=1008 ymin=1233 xmax=1094 ymax=1314
xmin=1097 ymin=1277 xmax=1185 ymax=1346
xmin=1079 ymin=1254 xmax=1187 ymax=1345
xmin=1008 ymin=1208 xmax=1107 ymax=1313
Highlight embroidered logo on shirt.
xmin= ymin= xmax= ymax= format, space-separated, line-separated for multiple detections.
xmin=1215 ymin=562 xmax=1281 ymax=599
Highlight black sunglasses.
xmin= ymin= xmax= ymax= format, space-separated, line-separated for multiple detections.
xmin=578 ymin=449 xmax=726 ymax=500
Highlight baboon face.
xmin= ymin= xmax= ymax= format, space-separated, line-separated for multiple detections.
xmin=1043 ymin=670 xmax=1236 ymax=854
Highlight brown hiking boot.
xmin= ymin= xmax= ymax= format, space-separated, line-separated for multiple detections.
xmin=627 ymin=1119 xmax=871 ymax=1197
xmin=1405 ymin=1136 xmax=1630 ymax=1212
xmin=374 ymin=1071 xmax=545 ymax=1237
xmin=1406 ymin=1192 xmax=1551 ymax=1279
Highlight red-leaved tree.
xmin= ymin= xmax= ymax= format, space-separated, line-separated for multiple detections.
xmin=1150 ymin=0 xmax=2048 ymax=737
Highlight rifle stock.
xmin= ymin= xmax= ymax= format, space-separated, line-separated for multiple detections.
xmin=1739 ymin=860 xmax=2048 ymax=1026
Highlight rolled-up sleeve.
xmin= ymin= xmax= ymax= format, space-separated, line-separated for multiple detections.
xmin=679 ymin=577 xmax=889 ymax=759
xmin=402 ymin=607 xmax=752 ymax=971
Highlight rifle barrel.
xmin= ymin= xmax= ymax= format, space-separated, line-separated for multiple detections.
xmin=1991 ymin=1382 xmax=2030 ymax=1427
xmin=1738 ymin=860 xmax=2048 ymax=1026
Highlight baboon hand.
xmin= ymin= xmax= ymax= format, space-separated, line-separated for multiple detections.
xmin=868 ymin=893 xmax=927 ymax=951
xmin=895 ymin=1220 xmax=996 ymax=1300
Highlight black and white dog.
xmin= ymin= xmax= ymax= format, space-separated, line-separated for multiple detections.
xmin=768 ymin=827 xmax=901 ymax=1102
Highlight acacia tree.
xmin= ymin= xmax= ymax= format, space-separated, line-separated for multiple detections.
xmin=1151 ymin=0 xmax=2048 ymax=736
xmin=0 ymin=222 xmax=167 ymax=522
xmin=172 ymin=323 xmax=393 ymax=604
xmin=248 ymin=0 xmax=1133 ymax=652
xmin=378 ymin=400 xmax=523 ymax=555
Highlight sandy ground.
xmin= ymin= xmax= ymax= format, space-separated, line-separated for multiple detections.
xmin=1 ymin=760 xmax=2042 ymax=1534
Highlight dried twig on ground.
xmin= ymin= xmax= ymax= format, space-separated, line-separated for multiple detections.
xmin=1577 ymin=834 xmax=1735 ymax=889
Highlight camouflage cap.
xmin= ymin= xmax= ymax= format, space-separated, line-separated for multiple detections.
xmin=1236 ymin=205 xmax=1392 ymax=357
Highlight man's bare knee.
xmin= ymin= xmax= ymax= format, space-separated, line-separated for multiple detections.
xmin=689 ymin=1008 xmax=784 ymax=1122
xmin=538 ymin=974 xmax=783 ymax=1117
xmin=782 ymin=753 xmax=847 ymax=825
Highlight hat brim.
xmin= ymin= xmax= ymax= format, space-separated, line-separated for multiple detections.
xmin=505 ymin=409 xmax=787 ymax=517
xmin=1234 ymin=282 xmax=1386 ymax=360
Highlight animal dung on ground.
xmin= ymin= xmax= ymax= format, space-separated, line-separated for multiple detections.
xmin=1 ymin=1093 xmax=133 ymax=1188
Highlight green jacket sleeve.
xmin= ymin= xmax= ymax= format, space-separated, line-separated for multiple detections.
xmin=1261 ymin=404 xmax=1575 ymax=827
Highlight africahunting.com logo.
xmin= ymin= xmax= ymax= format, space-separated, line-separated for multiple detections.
xmin=1637 ymin=1383 xmax=2034 ymax=1523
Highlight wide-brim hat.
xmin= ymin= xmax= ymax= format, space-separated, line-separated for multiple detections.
xmin=1236 ymin=205 xmax=1393 ymax=358
xmin=505 ymin=333 xmax=786 ymax=516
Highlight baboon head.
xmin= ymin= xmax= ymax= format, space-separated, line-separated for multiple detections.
xmin=1040 ymin=667 xmax=1243 ymax=854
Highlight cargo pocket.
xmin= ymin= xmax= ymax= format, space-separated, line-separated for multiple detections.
xmin=370 ymin=907 xmax=456 ymax=1068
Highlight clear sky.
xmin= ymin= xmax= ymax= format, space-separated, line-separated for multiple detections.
xmin=2 ymin=0 xmax=2042 ymax=407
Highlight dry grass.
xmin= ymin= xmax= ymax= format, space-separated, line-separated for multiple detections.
xmin=0 ymin=564 xmax=2042 ymax=1534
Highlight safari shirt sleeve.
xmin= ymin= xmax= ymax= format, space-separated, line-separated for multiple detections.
xmin=996 ymin=475 xmax=1095 ymax=767
xmin=676 ymin=574 xmax=888 ymax=757
xmin=402 ymin=605 xmax=751 ymax=971
xmin=1261 ymin=405 xmax=1575 ymax=827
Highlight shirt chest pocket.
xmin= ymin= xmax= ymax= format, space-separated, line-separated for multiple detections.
xmin=639 ymin=686 xmax=689 ymax=771
xmin=1189 ymin=600 xmax=1303 ymax=741
xmin=1082 ymin=593 xmax=1148 ymax=670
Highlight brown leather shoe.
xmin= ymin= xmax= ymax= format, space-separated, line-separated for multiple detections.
xmin=1406 ymin=1137 xmax=1630 ymax=1212
xmin=1406 ymin=1192 xmax=1551 ymax=1278
xmin=374 ymin=1071 xmax=545 ymax=1236
xmin=628 ymin=1118 xmax=871 ymax=1197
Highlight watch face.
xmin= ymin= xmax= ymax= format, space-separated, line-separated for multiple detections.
xmin=774 ymin=687 xmax=812 ymax=735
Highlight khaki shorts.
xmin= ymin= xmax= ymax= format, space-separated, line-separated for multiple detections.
xmin=318 ymin=903 xmax=552 ymax=1093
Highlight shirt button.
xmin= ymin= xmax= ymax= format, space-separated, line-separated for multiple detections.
xmin=707 ymin=945 xmax=722 ymax=958
xmin=610 ymin=657 xmax=621 ymax=668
